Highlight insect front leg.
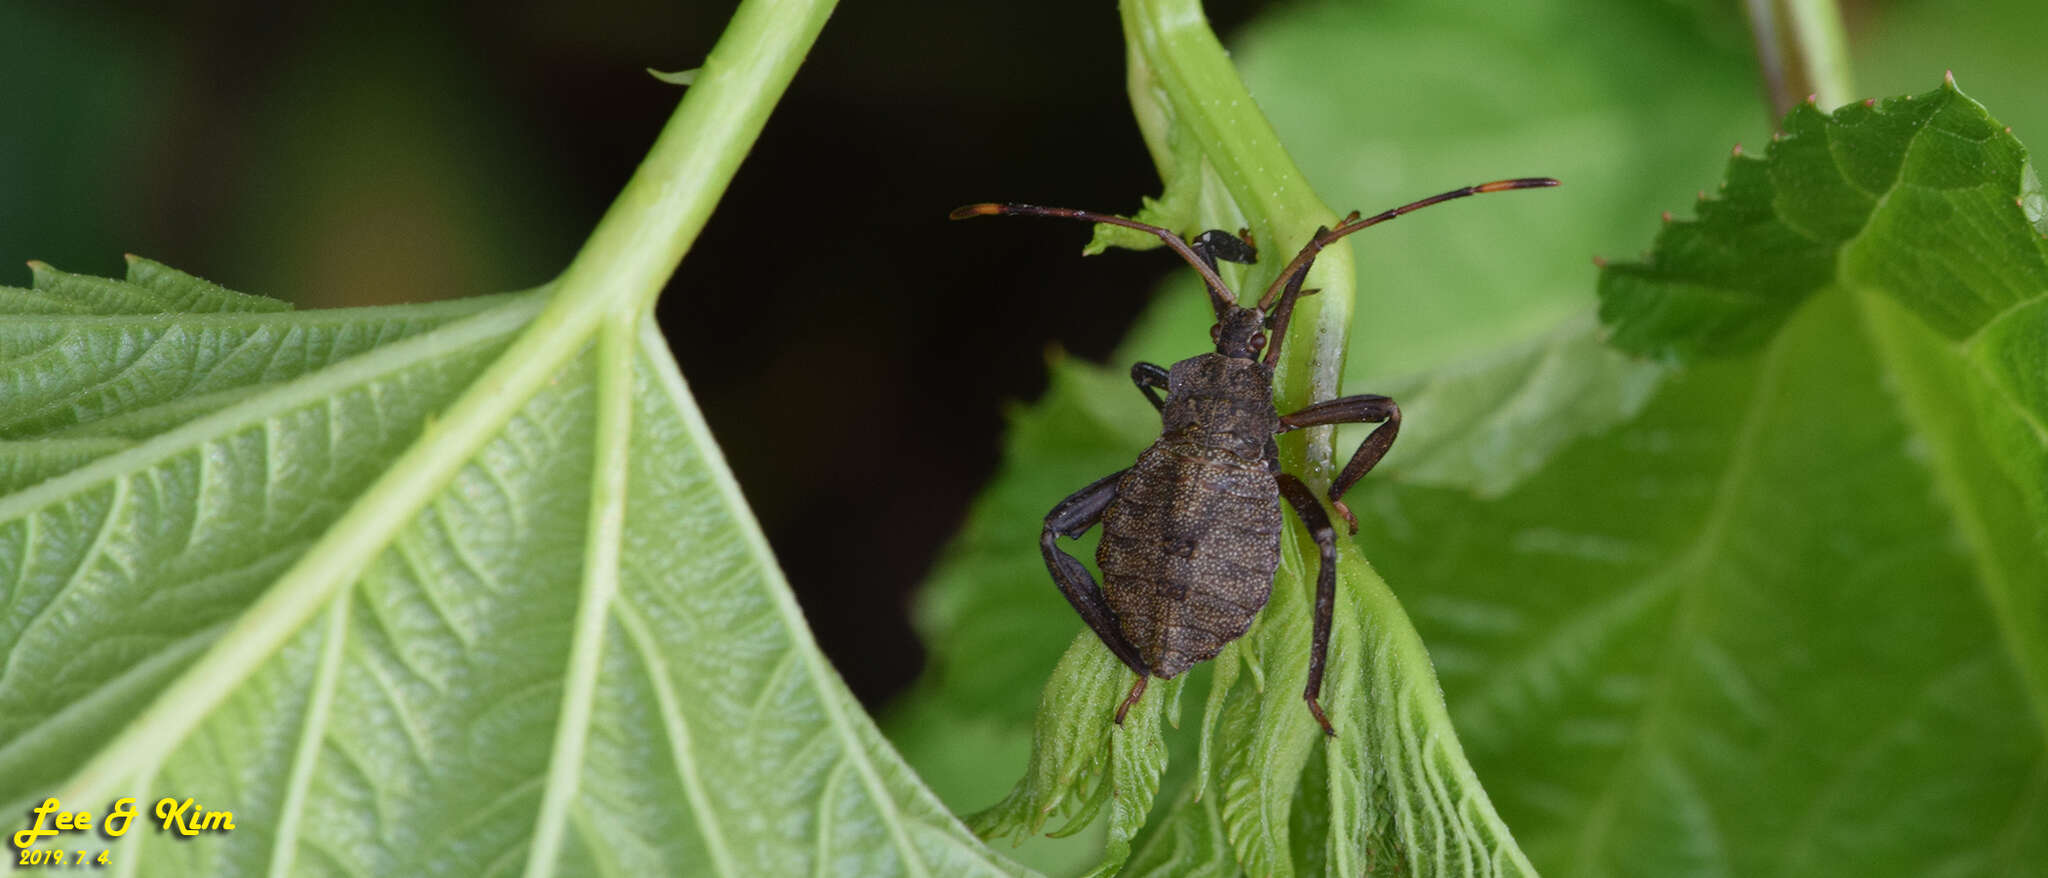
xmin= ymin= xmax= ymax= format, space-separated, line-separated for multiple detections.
xmin=1042 ymin=471 xmax=1152 ymax=689
xmin=1276 ymin=394 xmax=1400 ymax=533
xmin=1277 ymin=472 xmax=1339 ymax=736
xmin=1130 ymin=362 xmax=1169 ymax=412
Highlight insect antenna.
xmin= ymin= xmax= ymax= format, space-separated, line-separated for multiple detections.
xmin=950 ymin=202 xmax=1239 ymax=316
xmin=1253 ymin=177 xmax=1560 ymax=311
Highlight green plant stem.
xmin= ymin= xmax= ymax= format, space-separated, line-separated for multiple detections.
xmin=552 ymin=0 xmax=836 ymax=321
xmin=1785 ymin=0 xmax=1854 ymax=104
xmin=54 ymin=0 xmax=837 ymax=807
xmin=1745 ymin=0 xmax=1854 ymax=117
xmin=1120 ymin=0 xmax=1350 ymax=476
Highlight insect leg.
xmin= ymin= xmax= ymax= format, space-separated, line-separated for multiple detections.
xmin=1115 ymin=675 xmax=1150 ymax=725
xmin=1130 ymin=362 xmax=1169 ymax=412
xmin=1276 ymin=472 xmax=1339 ymax=737
xmin=1276 ymin=395 xmax=1401 ymax=534
xmin=1042 ymin=471 xmax=1152 ymax=684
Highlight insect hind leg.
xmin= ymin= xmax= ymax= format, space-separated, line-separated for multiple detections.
xmin=1277 ymin=472 xmax=1340 ymax=736
xmin=1042 ymin=470 xmax=1152 ymax=689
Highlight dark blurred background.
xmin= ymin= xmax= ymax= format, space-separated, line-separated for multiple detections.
xmin=0 ymin=0 xmax=1262 ymax=706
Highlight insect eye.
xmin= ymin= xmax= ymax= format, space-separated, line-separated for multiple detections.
xmin=1209 ymin=325 xmax=1222 ymax=343
xmin=1250 ymin=333 xmax=1266 ymax=350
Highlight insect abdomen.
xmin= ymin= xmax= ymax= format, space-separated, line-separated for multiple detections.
xmin=1096 ymin=445 xmax=1282 ymax=677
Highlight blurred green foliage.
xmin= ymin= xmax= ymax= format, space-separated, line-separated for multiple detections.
xmin=0 ymin=5 xmax=572 ymax=306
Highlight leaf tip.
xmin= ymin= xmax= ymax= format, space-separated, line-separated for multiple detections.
xmin=1731 ymin=143 xmax=1744 ymax=157
xmin=1591 ymin=255 xmax=1608 ymax=268
xmin=1944 ymin=69 xmax=1957 ymax=87
xmin=1864 ymin=97 xmax=1877 ymax=108
xmin=1660 ymin=211 xmax=1672 ymax=224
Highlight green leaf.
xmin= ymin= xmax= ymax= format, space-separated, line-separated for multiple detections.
xmin=1362 ymin=312 xmax=1669 ymax=499
xmin=967 ymin=639 xmax=1182 ymax=877
xmin=1389 ymin=288 xmax=2048 ymax=875
xmin=1121 ymin=779 xmax=1235 ymax=877
xmin=1390 ymin=79 xmax=2048 ymax=875
xmin=1601 ymin=81 xmax=2033 ymax=357
xmin=3 ymin=276 xmax=1021 ymax=874
xmin=1599 ymin=78 xmax=2048 ymax=733
xmin=1 ymin=1 xmax=1032 ymax=874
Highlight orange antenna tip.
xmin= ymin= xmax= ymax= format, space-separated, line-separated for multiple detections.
xmin=948 ymin=204 xmax=1003 ymax=220
xmin=1475 ymin=177 xmax=1560 ymax=193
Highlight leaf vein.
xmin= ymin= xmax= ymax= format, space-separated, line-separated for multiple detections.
xmin=2 ymin=479 xmax=129 ymax=677
xmin=612 ymin=595 xmax=741 ymax=878
xmin=267 ymin=594 xmax=350 ymax=878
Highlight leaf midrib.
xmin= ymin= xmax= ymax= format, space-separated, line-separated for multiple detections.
xmin=1824 ymin=108 xmax=2048 ymax=743
xmin=1851 ymin=286 xmax=2048 ymax=744
xmin=524 ymin=315 xmax=635 ymax=878
xmin=1797 ymin=90 xmax=2048 ymax=743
